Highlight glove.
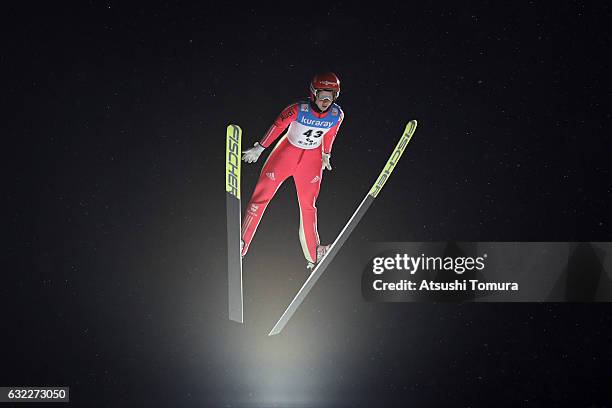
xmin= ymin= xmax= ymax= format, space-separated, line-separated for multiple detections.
xmin=242 ymin=142 xmax=265 ymax=163
xmin=322 ymin=152 xmax=332 ymax=171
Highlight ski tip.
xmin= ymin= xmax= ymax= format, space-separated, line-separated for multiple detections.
xmin=403 ymin=120 xmax=418 ymax=137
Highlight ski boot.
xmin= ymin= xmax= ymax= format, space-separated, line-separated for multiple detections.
xmin=306 ymin=244 xmax=331 ymax=270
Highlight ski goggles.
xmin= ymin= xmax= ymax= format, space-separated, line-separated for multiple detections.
xmin=315 ymin=90 xmax=336 ymax=101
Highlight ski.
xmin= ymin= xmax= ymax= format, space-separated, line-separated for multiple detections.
xmin=268 ymin=120 xmax=418 ymax=335
xmin=226 ymin=124 xmax=243 ymax=323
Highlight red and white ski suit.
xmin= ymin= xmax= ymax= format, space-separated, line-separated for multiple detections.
xmin=241 ymin=101 xmax=344 ymax=262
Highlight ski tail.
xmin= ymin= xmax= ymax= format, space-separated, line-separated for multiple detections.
xmin=268 ymin=120 xmax=418 ymax=335
xmin=226 ymin=124 xmax=243 ymax=323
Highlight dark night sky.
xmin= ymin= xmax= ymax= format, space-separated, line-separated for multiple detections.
xmin=3 ymin=2 xmax=612 ymax=407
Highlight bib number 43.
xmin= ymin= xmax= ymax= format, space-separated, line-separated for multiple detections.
xmin=303 ymin=129 xmax=323 ymax=142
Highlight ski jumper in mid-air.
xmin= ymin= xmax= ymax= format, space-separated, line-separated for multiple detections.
xmin=241 ymin=72 xmax=344 ymax=269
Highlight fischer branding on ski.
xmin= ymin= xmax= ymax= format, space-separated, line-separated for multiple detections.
xmin=226 ymin=124 xmax=243 ymax=323
xmin=226 ymin=125 xmax=241 ymax=198
xmin=368 ymin=121 xmax=417 ymax=199
xmin=268 ymin=120 xmax=418 ymax=335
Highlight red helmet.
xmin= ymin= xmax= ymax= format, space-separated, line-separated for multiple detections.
xmin=309 ymin=72 xmax=341 ymax=101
